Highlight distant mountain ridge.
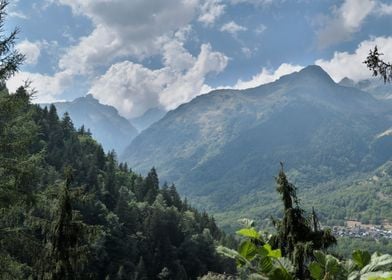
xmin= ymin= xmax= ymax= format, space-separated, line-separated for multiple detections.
xmin=43 ymin=94 xmax=138 ymax=153
xmin=129 ymin=107 xmax=167 ymax=132
xmin=338 ymin=77 xmax=392 ymax=100
xmin=122 ymin=65 xmax=392 ymax=229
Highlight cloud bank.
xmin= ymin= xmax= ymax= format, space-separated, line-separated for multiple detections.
xmin=316 ymin=36 xmax=392 ymax=82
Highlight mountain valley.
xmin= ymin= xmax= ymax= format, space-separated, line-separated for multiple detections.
xmin=122 ymin=65 xmax=392 ymax=229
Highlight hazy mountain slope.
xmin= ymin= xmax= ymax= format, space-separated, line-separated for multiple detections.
xmin=122 ymin=65 xmax=392 ymax=227
xmin=308 ymin=159 xmax=392 ymax=225
xmin=45 ymin=94 xmax=138 ymax=153
xmin=129 ymin=107 xmax=167 ymax=132
xmin=339 ymin=77 xmax=392 ymax=100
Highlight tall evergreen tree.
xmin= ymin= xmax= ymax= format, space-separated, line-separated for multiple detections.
xmin=48 ymin=167 xmax=75 ymax=280
xmin=42 ymin=167 xmax=99 ymax=280
xmin=144 ymin=167 xmax=159 ymax=204
xmin=270 ymin=163 xmax=336 ymax=279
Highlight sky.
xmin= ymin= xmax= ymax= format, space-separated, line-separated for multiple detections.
xmin=5 ymin=0 xmax=392 ymax=119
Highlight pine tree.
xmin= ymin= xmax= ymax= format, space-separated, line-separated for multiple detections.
xmin=43 ymin=167 xmax=98 ymax=280
xmin=43 ymin=167 xmax=76 ymax=280
xmin=102 ymin=150 xmax=118 ymax=210
xmin=169 ymin=184 xmax=182 ymax=210
xmin=0 ymin=0 xmax=24 ymax=82
xmin=270 ymin=163 xmax=336 ymax=279
xmin=61 ymin=112 xmax=75 ymax=139
xmin=48 ymin=104 xmax=59 ymax=127
xmin=0 ymin=4 xmax=37 ymax=266
xmin=144 ymin=167 xmax=159 ymax=204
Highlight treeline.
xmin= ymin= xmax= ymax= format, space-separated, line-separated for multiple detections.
xmin=0 ymin=87 xmax=236 ymax=279
xmin=334 ymin=237 xmax=392 ymax=258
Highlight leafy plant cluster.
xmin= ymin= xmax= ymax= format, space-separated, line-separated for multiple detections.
xmin=217 ymin=168 xmax=392 ymax=280
xmin=218 ymin=219 xmax=295 ymax=280
xmin=309 ymin=249 xmax=392 ymax=280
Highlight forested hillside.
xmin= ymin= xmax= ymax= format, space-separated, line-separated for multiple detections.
xmin=0 ymin=87 xmax=235 ymax=279
xmin=123 ymin=66 xmax=392 ymax=229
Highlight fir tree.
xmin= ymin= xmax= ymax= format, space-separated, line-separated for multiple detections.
xmin=144 ymin=167 xmax=159 ymax=204
xmin=44 ymin=167 xmax=76 ymax=280
xmin=270 ymin=163 xmax=336 ymax=279
xmin=43 ymin=167 xmax=98 ymax=280
xmin=0 ymin=0 xmax=24 ymax=81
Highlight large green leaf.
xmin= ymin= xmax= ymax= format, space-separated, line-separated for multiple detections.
xmin=343 ymin=259 xmax=357 ymax=274
xmin=277 ymin=257 xmax=295 ymax=274
xmin=352 ymin=250 xmax=371 ymax=269
xmin=217 ymin=245 xmax=251 ymax=267
xmin=309 ymin=262 xmax=324 ymax=280
xmin=360 ymin=271 xmax=392 ymax=279
xmin=259 ymin=255 xmax=273 ymax=273
xmin=268 ymin=267 xmax=294 ymax=280
xmin=216 ymin=246 xmax=240 ymax=259
xmin=263 ymin=244 xmax=281 ymax=258
xmin=361 ymin=253 xmax=392 ymax=274
xmin=313 ymin=251 xmax=326 ymax=267
xmin=236 ymin=228 xmax=261 ymax=240
xmin=248 ymin=273 xmax=269 ymax=280
xmin=325 ymin=255 xmax=341 ymax=276
xmin=348 ymin=271 xmax=360 ymax=280
xmin=238 ymin=240 xmax=257 ymax=260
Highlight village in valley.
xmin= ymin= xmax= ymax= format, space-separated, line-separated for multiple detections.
xmin=332 ymin=220 xmax=392 ymax=240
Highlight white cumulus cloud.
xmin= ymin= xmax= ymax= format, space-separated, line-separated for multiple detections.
xmin=198 ymin=0 xmax=225 ymax=26
xmin=234 ymin=63 xmax=304 ymax=89
xmin=90 ymin=43 xmax=228 ymax=118
xmin=375 ymin=2 xmax=392 ymax=15
xmin=220 ymin=21 xmax=247 ymax=35
xmin=7 ymin=70 xmax=73 ymax=103
xmin=315 ymin=36 xmax=392 ymax=82
xmin=55 ymin=0 xmax=200 ymax=63
xmin=33 ymin=0 xmax=229 ymax=114
xmin=316 ymin=0 xmax=375 ymax=48
xmin=160 ymin=43 xmax=228 ymax=110
xmin=16 ymin=40 xmax=41 ymax=65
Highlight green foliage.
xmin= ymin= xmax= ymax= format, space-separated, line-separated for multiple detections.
xmin=0 ymin=88 xmax=236 ymax=279
xmin=217 ymin=219 xmax=294 ymax=280
xmin=308 ymin=250 xmax=392 ymax=280
xmin=333 ymin=238 xmax=392 ymax=259
xmin=352 ymin=250 xmax=371 ymax=269
xmin=308 ymin=251 xmax=349 ymax=280
xmin=236 ymin=228 xmax=261 ymax=240
xmin=217 ymin=168 xmax=346 ymax=280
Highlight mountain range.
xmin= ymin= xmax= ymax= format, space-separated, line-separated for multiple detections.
xmin=129 ymin=107 xmax=167 ymax=132
xmin=339 ymin=77 xmax=392 ymax=100
xmin=122 ymin=65 xmax=392 ymax=229
xmin=43 ymin=94 xmax=138 ymax=153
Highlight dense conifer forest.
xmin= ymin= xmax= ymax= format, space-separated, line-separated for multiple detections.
xmin=0 ymin=86 xmax=237 ymax=279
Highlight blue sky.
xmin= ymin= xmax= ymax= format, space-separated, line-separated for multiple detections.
xmin=5 ymin=0 xmax=392 ymax=118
